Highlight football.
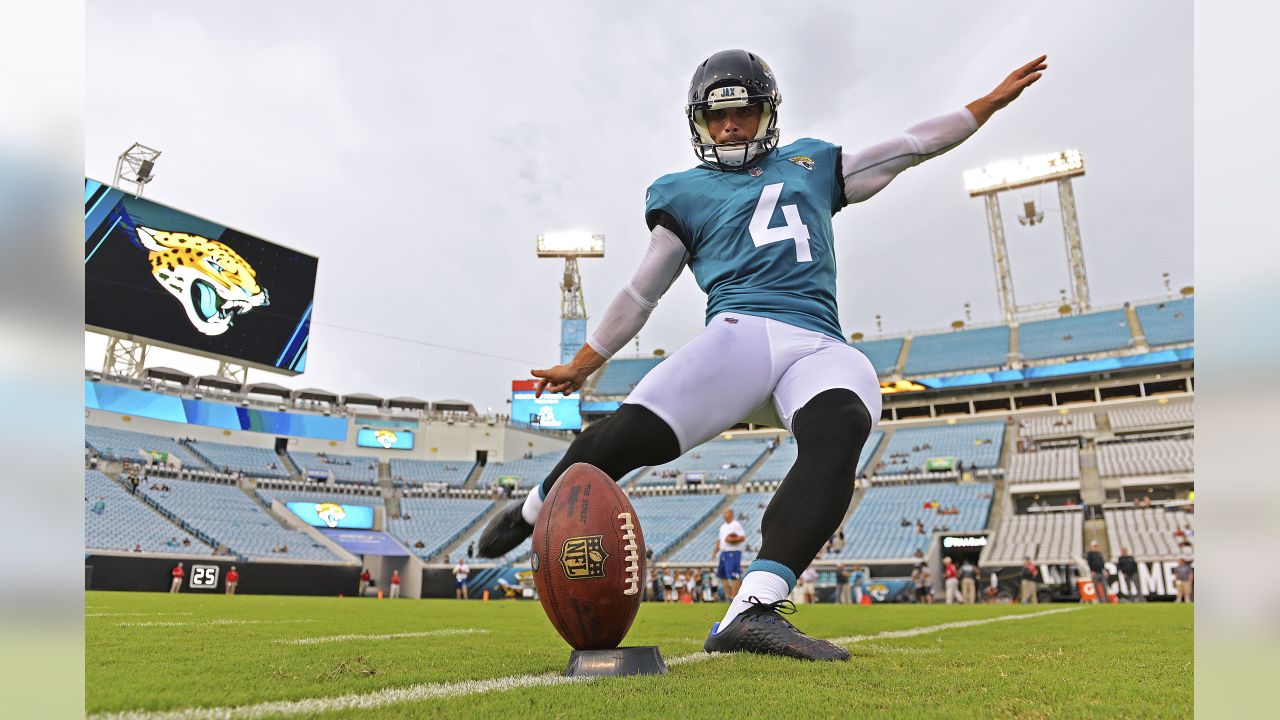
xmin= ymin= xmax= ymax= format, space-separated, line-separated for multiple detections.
xmin=532 ymin=463 xmax=645 ymax=650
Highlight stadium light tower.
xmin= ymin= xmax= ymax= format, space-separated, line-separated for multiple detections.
xmin=114 ymin=142 xmax=162 ymax=196
xmin=964 ymin=149 xmax=1090 ymax=322
xmin=537 ymin=232 xmax=605 ymax=364
xmin=100 ymin=143 xmax=165 ymax=379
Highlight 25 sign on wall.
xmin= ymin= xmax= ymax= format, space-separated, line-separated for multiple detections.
xmin=189 ymin=565 xmax=220 ymax=589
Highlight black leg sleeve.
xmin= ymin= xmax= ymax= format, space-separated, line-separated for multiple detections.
xmin=755 ymin=388 xmax=873 ymax=577
xmin=539 ymin=402 xmax=682 ymax=496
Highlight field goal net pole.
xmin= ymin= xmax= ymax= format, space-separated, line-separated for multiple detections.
xmin=102 ymin=336 xmax=149 ymax=379
xmin=964 ymin=150 xmax=1091 ymax=323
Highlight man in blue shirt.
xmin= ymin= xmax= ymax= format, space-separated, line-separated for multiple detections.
xmin=482 ymin=49 xmax=1046 ymax=660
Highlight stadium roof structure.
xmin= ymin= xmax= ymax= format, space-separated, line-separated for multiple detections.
xmin=387 ymin=396 xmax=428 ymax=410
xmin=432 ymin=399 xmax=476 ymax=414
xmin=341 ymin=392 xmax=384 ymax=408
xmin=293 ymin=387 xmax=339 ymax=402
xmin=144 ymin=367 xmax=192 ymax=385
xmin=244 ymin=382 xmax=292 ymax=399
xmin=195 ymin=375 xmax=242 ymax=392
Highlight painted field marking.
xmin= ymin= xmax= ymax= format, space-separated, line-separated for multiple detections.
xmin=117 ymin=619 xmax=317 ymax=628
xmin=88 ymin=612 xmax=196 ymax=618
xmin=90 ymin=607 xmax=1080 ymax=720
xmin=274 ymin=628 xmax=491 ymax=646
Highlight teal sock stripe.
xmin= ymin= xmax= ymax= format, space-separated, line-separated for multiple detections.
xmin=538 ymin=483 xmax=547 ymax=500
xmin=745 ymin=559 xmax=797 ymax=591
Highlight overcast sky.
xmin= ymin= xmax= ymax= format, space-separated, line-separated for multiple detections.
xmin=84 ymin=1 xmax=1192 ymax=413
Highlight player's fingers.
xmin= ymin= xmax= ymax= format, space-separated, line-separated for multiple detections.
xmin=1020 ymin=54 xmax=1047 ymax=72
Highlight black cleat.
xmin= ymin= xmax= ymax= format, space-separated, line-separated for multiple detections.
xmin=477 ymin=502 xmax=533 ymax=558
xmin=703 ymin=597 xmax=850 ymax=662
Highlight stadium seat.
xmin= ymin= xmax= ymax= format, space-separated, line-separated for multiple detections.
xmin=593 ymin=357 xmax=666 ymax=396
xmin=852 ymin=337 xmax=905 ymax=377
xmin=1135 ymin=298 xmax=1193 ymax=346
xmin=828 ymin=482 xmax=994 ymax=560
xmin=983 ymin=510 xmax=1083 ymax=565
xmin=185 ymin=439 xmax=289 ymax=479
xmin=873 ymin=423 xmax=1004 ymax=476
xmin=140 ymin=477 xmax=344 ymax=562
xmin=389 ymin=458 xmax=476 ymax=488
xmin=1017 ymin=310 xmax=1133 ymax=360
xmin=386 ymin=498 xmax=494 ymax=561
xmin=84 ymin=470 xmax=216 ymax=555
xmin=902 ymin=325 xmax=1009 ymax=376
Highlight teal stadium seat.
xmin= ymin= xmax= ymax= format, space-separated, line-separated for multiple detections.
xmin=876 ymin=423 xmax=1003 ymax=475
xmin=851 ymin=337 xmax=905 ymax=376
xmin=1135 ymin=298 xmax=1193 ymax=346
xmin=84 ymin=470 xmax=216 ymax=555
xmin=1018 ymin=310 xmax=1133 ymax=360
xmin=903 ymin=325 xmax=1010 ymax=376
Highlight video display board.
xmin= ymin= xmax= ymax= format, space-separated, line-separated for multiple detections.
xmin=285 ymin=501 xmax=375 ymax=529
xmin=511 ymin=380 xmax=581 ymax=431
xmin=84 ymin=178 xmax=317 ymax=374
xmin=356 ymin=428 xmax=414 ymax=450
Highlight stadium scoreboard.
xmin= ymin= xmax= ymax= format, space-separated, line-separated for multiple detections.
xmin=511 ymin=380 xmax=581 ymax=430
xmin=84 ymin=178 xmax=317 ymax=375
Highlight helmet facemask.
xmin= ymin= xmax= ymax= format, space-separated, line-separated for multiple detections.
xmin=688 ymin=86 xmax=780 ymax=170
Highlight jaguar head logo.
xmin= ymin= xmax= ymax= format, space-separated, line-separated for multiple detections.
xmin=314 ymin=502 xmax=346 ymax=528
xmin=135 ymin=226 xmax=269 ymax=336
xmin=374 ymin=430 xmax=398 ymax=449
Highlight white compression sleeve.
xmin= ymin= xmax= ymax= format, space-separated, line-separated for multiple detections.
xmin=841 ymin=108 xmax=978 ymax=204
xmin=586 ymin=226 xmax=687 ymax=359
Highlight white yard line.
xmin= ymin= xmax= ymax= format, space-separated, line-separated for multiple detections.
xmin=273 ymin=628 xmax=491 ymax=645
xmin=90 ymin=607 xmax=1080 ymax=720
xmin=117 ymin=619 xmax=317 ymax=628
xmin=88 ymin=612 xmax=196 ymax=618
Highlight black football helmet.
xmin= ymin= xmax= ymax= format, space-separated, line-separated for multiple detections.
xmin=686 ymin=49 xmax=781 ymax=171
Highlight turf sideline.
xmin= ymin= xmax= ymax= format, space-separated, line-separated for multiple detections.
xmin=89 ymin=606 xmax=1081 ymax=720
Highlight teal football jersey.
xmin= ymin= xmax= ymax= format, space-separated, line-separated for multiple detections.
xmin=645 ymin=138 xmax=847 ymax=341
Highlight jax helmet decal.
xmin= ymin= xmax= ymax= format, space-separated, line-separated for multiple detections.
xmin=685 ymin=49 xmax=782 ymax=171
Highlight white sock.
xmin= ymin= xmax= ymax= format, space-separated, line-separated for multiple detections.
xmin=715 ymin=570 xmax=790 ymax=633
xmin=520 ymin=486 xmax=545 ymax=525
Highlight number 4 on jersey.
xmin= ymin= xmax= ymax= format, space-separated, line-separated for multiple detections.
xmin=749 ymin=182 xmax=812 ymax=262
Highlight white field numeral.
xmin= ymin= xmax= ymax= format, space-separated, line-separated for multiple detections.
xmin=749 ymin=182 xmax=812 ymax=262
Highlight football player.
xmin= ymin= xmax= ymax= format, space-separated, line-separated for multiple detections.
xmin=482 ymin=49 xmax=1046 ymax=660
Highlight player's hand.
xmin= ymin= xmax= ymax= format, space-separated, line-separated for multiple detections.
xmin=967 ymin=55 xmax=1047 ymax=125
xmin=531 ymin=363 xmax=590 ymax=398
xmin=987 ymin=55 xmax=1047 ymax=110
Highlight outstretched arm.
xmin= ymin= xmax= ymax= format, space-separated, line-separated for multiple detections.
xmin=842 ymin=55 xmax=1047 ymax=204
xmin=530 ymin=226 xmax=687 ymax=397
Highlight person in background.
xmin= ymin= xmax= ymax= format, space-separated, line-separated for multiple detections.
xmin=169 ymin=562 xmax=184 ymax=593
xmin=835 ymin=565 xmax=851 ymax=605
xmin=454 ymin=558 xmax=470 ymax=599
xmin=92 ymin=496 xmax=106 ymax=515
xmin=943 ymin=557 xmax=963 ymax=604
xmin=1116 ymin=547 xmax=1141 ymax=602
xmin=800 ymin=566 xmax=818 ymax=604
xmin=648 ymin=568 xmax=661 ymax=602
xmin=959 ymin=558 xmax=979 ymax=604
xmin=1085 ymin=540 xmax=1110 ymax=603
xmin=712 ymin=509 xmax=746 ymax=600
xmin=663 ymin=568 xmax=675 ymax=603
xmin=359 ymin=568 xmax=371 ymax=596
xmin=389 ymin=570 xmax=401 ymax=598
xmin=1020 ymin=557 xmax=1039 ymax=604
xmin=853 ymin=566 xmax=868 ymax=604
xmin=225 ymin=566 xmax=239 ymax=595
xmin=1173 ymin=558 xmax=1194 ymax=603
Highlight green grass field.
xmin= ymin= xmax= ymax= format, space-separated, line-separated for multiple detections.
xmin=86 ymin=591 xmax=1192 ymax=719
